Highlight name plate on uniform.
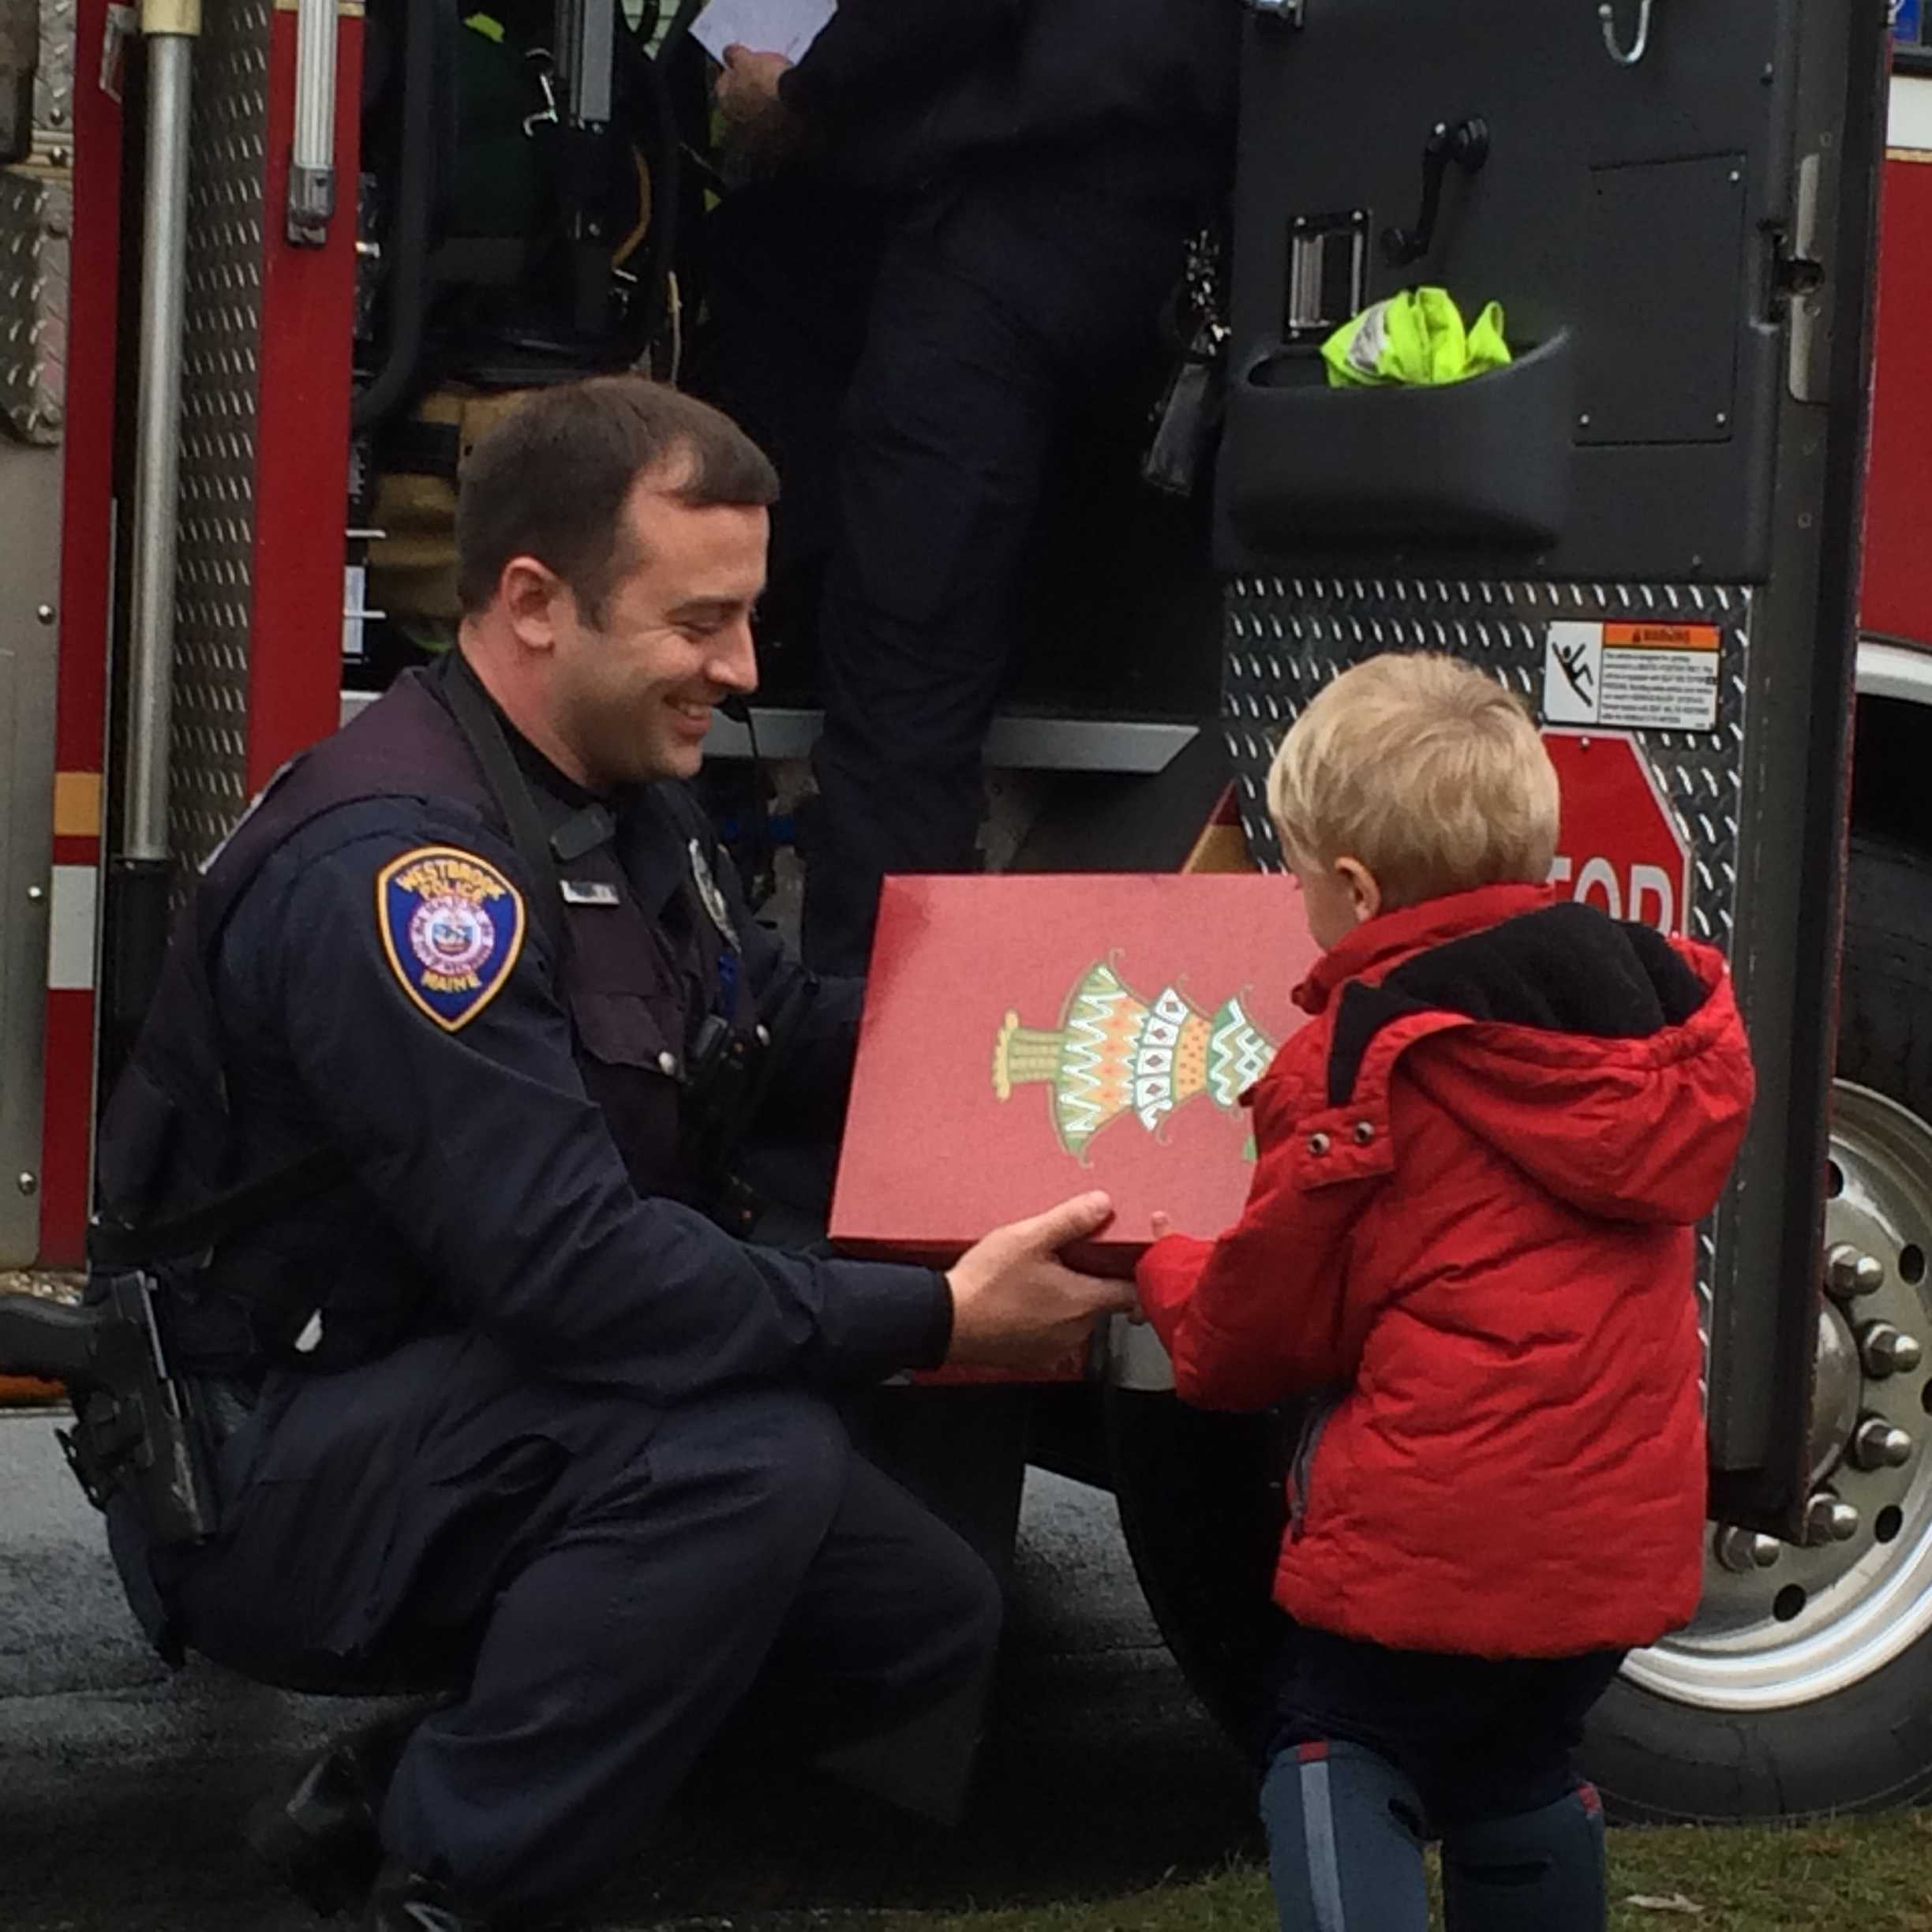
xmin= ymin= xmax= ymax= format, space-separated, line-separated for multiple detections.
xmin=830 ymin=874 xmax=1321 ymax=1275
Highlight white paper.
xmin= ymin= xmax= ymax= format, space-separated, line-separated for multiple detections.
xmin=692 ymin=0 xmax=836 ymax=65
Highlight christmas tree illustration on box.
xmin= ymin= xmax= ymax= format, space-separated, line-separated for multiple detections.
xmin=992 ymin=957 xmax=1277 ymax=1159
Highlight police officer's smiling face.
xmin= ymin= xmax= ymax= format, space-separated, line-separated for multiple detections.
xmin=552 ymin=473 xmax=766 ymax=790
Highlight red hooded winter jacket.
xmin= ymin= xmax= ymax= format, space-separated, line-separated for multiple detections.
xmin=1136 ymin=882 xmax=1756 ymax=1660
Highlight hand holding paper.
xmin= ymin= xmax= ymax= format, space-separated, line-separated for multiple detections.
xmin=715 ymin=44 xmax=794 ymax=123
xmin=692 ymin=0 xmax=836 ymax=67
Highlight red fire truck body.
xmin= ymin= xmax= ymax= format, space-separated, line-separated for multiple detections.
xmin=25 ymin=0 xmax=363 ymax=1271
xmin=23 ymin=49 xmax=1932 ymax=1265
xmin=1863 ymin=79 xmax=1932 ymax=658
xmin=1 ymin=0 xmax=1925 ymax=1829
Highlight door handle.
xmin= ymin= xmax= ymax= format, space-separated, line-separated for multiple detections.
xmin=1382 ymin=117 xmax=1490 ymax=269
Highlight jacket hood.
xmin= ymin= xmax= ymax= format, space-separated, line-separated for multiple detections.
xmin=1307 ymin=889 xmax=1755 ymax=1226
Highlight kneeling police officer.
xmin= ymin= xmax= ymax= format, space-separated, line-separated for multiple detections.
xmin=86 ymin=379 xmax=1129 ymax=1929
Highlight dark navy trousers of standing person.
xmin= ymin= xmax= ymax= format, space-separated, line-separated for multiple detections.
xmin=167 ymin=1334 xmax=1002 ymax=1915
xmin=799 ymin=163 xmax=1197 ymax=976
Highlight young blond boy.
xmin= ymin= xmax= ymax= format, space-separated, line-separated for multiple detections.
xmin=1137 ymin=654 xmax=1754 ymax=1932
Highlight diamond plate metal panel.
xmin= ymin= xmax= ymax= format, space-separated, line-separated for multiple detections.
xmin=0 ymin=0 xmax=74 ymax=1256
xmin=33 ymin=0 xmax=74 ymax=144
xmin=0 ymin=169 xmax=69 ymax=444
xmin=1223 ymin=576 xmax=1750 ymax=947
xmin=1222 ymin=576 xmax=1754 ymax=1339
xmin=170 ymin=0 xmax=273 ymax=873
xmin=0 ymin=427 xmax=62 ymax=1260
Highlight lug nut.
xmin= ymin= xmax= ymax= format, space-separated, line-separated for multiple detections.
xmin=1859 ymin=1323 xmax=1924 ymax=1378
xmin=1827 ymin=1244 xmax=1886 ymax=1300
xmin=1715 ymin=1526 xmax=1783 ymax=1573
xmin=1804 ymin=1488 xmax=1862 ymax=1545
xmin=1852 ymin=1416 xmax=1915 ymax=1471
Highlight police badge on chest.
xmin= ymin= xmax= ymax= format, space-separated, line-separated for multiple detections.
xmin=689 ymin=838 xmax=739 ymax=949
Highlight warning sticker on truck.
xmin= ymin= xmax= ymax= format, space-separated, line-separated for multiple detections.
xmin=1543 ymin=622 xmax=1721 ymax=733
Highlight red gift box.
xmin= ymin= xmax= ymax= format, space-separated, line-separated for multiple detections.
xmin=829 ymin=874 xmax=1322 ymax=1275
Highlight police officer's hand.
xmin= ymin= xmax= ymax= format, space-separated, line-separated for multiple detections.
xmin=716 ymin=46 xmax=793 ymax=124
xmin=944 ymin=1192 xmax=1137 ymax=1372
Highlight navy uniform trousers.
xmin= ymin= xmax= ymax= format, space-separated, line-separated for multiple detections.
xmin=803 ymin=167 xmax=1189 ymax=973
xmin=167 ymin=1332 xmax=1000 ymax=1913
xmin=721 ymin=165 xmax=1196 ymax=976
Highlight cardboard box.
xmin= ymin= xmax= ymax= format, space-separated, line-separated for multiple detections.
xmin=830 ymin=874 xmax=1321 ymax=1273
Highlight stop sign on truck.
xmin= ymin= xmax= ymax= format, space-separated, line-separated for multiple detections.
xmin=1543 ymin=728 xmax=1693 ymax=938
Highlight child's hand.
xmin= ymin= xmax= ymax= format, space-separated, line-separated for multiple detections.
xmin=1127 ymin=1212 xmax=1176 ymax=1324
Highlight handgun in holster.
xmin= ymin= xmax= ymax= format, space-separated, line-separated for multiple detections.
xmin=0 ymin=1271 xmax=219 ymax=1547
xmin=683 ymin=1014 xmax=774 ymax=1238
xmin=682 ymin=975 xmax=822 ymax=1240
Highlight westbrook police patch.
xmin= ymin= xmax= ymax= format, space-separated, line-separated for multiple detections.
xmin=376 ymin=846 xmax=526 ymax=1032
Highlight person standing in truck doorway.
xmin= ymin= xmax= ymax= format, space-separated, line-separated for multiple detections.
xmin=712 ymin=0 xmax=1240 ymax=975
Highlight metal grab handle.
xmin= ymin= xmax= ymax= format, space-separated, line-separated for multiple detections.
xmin=1382 ymin=117 xmax=1490 ymax=269
xmin=288 ymin=0 xmax=339 ymax=245
xmin=125 ymin=5 xmax=200 ymax=874
xmin=1598 ymin=0 xmax=1654 ymax=67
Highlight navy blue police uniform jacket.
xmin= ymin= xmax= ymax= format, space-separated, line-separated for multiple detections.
xmin=93 ymin=654 xmax=953 ymax=1654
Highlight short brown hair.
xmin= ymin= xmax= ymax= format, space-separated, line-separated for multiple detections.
xmin=455 ymin=377 xmax=780 ymax=623
xmin=1267 ymin=653 xmax=1559 ymax=911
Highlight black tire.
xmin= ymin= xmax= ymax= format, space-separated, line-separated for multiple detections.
xmin=1105 ymin=1387 xmax=1290 ymax=1761
xmin=1583 ymin=834 xmax=1932 ymax=1819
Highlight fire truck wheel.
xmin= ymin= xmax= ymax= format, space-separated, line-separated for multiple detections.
xmin=1103 ymin=1387 xmax=1290 ymax=1756
xmin=1584 ymin=833 xmax=1932 ymax=1819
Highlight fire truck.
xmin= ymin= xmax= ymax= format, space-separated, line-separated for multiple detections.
xmin=0 ymin=0 xmax=1918 ymax=1829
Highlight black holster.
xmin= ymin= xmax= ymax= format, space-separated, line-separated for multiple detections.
xmin=0 ymin=1271 xmax=220 ymax=1549
xmin=680 ymin=972 xmax=824 ymax=1239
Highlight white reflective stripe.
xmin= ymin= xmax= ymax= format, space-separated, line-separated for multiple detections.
xmin=1859 ymin=638 xmax=1932 ymax=706
xmin=1345 ymin=300 xmax=1391 ymax=380
xmin=47 ymin=866 xmax=98 ymax=991
xmin=1892 ymin=74 xmax=1932 ymax=154
xmin=1301 ymin=1754 xmax=1347 ymax=1932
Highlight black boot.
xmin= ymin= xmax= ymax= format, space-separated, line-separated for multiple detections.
xmin=247 ymin=1711 xmax=422 ymax=1918
xmin=1260 ymin=1738 xmax=1431 ymax=1932
xmin=364 ymin=1866 xmax=497 ymax=1932
xmin=1440 ymin=1781 xmax=1608 ymax=1932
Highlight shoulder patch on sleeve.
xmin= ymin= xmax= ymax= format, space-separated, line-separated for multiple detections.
xmin=375 ymin=845 xmax=526 ymax=1032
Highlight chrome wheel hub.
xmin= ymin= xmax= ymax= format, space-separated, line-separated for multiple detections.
xmin=1807 ymin=1301 xmax=1863 ymax=1487
xmin=1623 ymin=1083 xmax=1932 ymax=1713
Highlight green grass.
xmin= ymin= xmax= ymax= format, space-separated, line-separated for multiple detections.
xmin=851 ymin=1816 xmax=1932 ymax=1932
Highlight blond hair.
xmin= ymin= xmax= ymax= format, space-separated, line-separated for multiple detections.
xmin=1266 ymin=653 xmax=1559 ymax=911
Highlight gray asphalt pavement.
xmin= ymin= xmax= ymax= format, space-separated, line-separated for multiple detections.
xmin=0 ymin=1408 xmax=1255 ymax=1930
